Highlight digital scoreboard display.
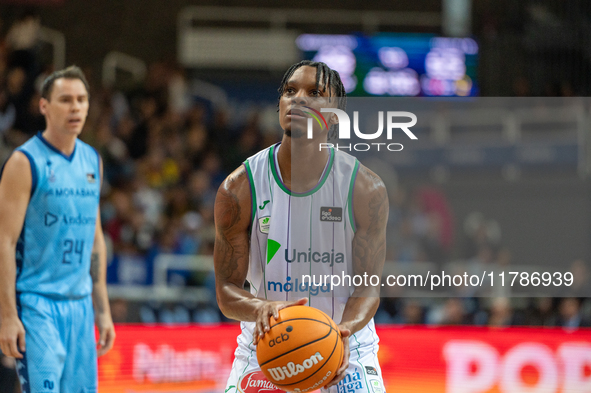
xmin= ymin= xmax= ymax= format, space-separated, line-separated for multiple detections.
xmin=297 ymin=33 xmax=479 ymax=97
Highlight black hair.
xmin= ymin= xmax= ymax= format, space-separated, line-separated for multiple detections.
xmin=277 ymin=60 xmax=347 ymax=138
xmin=41 ymin=65 xmax=90 ymax=101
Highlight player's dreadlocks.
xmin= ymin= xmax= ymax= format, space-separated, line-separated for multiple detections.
xmin=278 ymin=60 xmax=347 ymax=138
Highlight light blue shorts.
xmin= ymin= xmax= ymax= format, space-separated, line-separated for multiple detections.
xmin=15 ymin=293 xmax=97 ymax=393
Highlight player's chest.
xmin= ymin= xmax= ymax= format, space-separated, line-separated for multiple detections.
xmin=39 ymin=159 xmax=99 ymax=203
xmin=255 ymin=191 xmax=347 ymax=237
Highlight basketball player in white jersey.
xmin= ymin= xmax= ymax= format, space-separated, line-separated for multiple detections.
xmin=215 ymin=61 xmax=388 ymax=392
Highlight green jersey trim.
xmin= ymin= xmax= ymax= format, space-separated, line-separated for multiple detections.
xmin=347 ymin=159 xmax=360 ymax=233
xmin=243 ymin=160 xmax=257 ymax=226
xmin=352 ymin=333 xmax=372 ymax=392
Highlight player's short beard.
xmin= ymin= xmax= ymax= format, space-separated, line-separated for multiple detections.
xmin=285 ymin=126 xmax=305 ymax=139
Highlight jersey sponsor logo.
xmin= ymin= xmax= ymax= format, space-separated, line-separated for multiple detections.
xmin=266 ymin=239 xmax=281 ymax=264
xmin=267 ymin=276 xmax=331 ymax=296
xmin=268 ymin=331 xmax=290 ymax=347
xmin=62 ymin=214 xmax=95 ymax=226
xmin=369 ymin=379 xmax=384 ymax=393
xmin=337 ymin=368 xmax=363 ymax=393
xmin=45 ymin=212 xmax=58 ymax=227
xmin=259 ymin=200 xmax=270 ymax=210
xmin=266 ymin=351 xmax=325 ymax=381
xmin=238 ymin=371 xmax=283 ymax=393
xmin=259 ymin=216 xmax=271 ymax=234
xmin=45 ymin=188 xmax=98 ymax=198
xmin=320 ymin=207 xmax=343 ymax=222
xmin=45 ymin=212 xmax=96 ymax=227
xmin=43 ymin=379 xmax=54 ymax=390
xmin=285 ymin=248 xmax=345 ymax=266
xmin=46 ymin=160 xmax=56 ymax=182
xmin=365 ymin=365 xmax=378 ymax=376
xmin=87 ymin=173 xmax=96 ymax=183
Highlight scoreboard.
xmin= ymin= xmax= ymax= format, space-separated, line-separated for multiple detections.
xmin=297 ymin=33 xmax=479 ymax=97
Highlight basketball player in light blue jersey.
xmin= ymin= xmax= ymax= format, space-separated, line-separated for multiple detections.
xmin=216 ymin=61 xmax=388 ymax=392
xmin=0 ymin=66 xmax=115 ymax=393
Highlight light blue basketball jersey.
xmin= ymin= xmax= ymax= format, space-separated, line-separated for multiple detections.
xmin=14 ymin=132 xmax=100 ymax=299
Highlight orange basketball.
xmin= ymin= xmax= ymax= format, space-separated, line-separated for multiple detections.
xmin=256 ymin=305 xmax=343 ymax=392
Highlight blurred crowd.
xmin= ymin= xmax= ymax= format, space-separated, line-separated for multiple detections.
xmin=0 ymin=11 xmax=589 ymax=331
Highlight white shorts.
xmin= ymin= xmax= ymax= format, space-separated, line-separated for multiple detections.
xmin=225 ymin=322 xmax=386 ymax=393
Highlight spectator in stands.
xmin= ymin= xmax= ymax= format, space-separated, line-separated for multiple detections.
xmin=487 ymin=297 xmax=515 ymax=327
xmin=5 ymin=10 xmax=40 ymax=78
xmin=433 ymin=298 xmax=471 ymax=325
xmin=0 ymin=89 xmax=15 ymax=135
xmin=557 ymin=298 xmax=591 ymax=330
xmin=463 ymin=212 xmax=501 ymax=259
xmin=394 ymin=300 xmax=426 ymax=325
xmin=524 ymin=297 xmax=557 ymax=327
xmin=6 ymin=66 xmax=32 ymax=136
xmin=110 ymin=299 xmax=130 ymax=323
xmin=567 ymin=259 xmax=589 ymax=297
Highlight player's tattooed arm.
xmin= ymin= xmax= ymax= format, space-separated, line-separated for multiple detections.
xmin=352 ymin=165 xmax=388 ymax=281
xmin=326 ymin=164 xmax=388 ymax=389
xmin=214 ymin=166 xmax=305 ymax=333
xmin=214 ymin=166 xmax=262 ymax=319
xmin=339 ymin=164 xmax=389 ymax=334
xmin=214 ymin=167 xmax=250 ymax=284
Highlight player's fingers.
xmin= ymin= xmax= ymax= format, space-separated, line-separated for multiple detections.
xmin=100 ymin=329 xmax=110 ymax=347
xmin=254 ymin=321 xmax=261 ymax=344
xmin=18 ymin=329 xmax=26 ymax=353
xmin=336 ymin=351 xmax=349 ymax=374
xmin=98 ymin=330 xmax=105 ymax=347
xmin=337 ymin=338 xmax=350 ymax=371
xmin=326 ymin=335 xmax=350 ymax=388
xmin=97 ymin=331 xmax=113 ymax=357
xmin=270 ymin=302 xmax=286 ymax=320
xmin=105 ymin=328 xmax=116 ymax=350
xmin=325 ymin=364 xmax=347 ymax=387
xmin=291 ymin=298 xmax=308 ymax=307
xmin=276 ymin=298 xmax=308 ymax=317
xmin=255 ymin=311 xmax=267 ymax=343
xmin=326 ymin=362 xmax=348 ymax=387
xmin=261 ymin=308 xmax=271 ymax=333
xmin=9 ymin=338 xmax=22 ymax=359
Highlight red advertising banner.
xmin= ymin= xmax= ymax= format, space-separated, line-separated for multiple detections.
xmin=98 ymin=324 xmax=591 ymax=393
xmin=98 ymin=324 xmax=240 ymax=393
xmin=376 ymin=326 xmax=591 ymax=393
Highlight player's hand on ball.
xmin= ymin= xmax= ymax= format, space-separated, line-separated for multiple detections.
xmin=95 ymin=312 xmax=116 ymax=357
xmin=325 ymin=326 xmax=351 ymax=388
xmin=254 ymin=298 xmax=307 ymax=344
xmin=0 ymin=316 xmax=26 ymax=359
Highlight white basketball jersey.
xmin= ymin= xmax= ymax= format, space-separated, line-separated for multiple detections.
xmin=241 ymin=143 xmax=379 ymax=345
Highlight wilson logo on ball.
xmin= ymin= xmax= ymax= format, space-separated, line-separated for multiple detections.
xmin=267 ymin=352 xmax=325 ymax=381
xmin=257 ymin=306 xmax=343 ymax=392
